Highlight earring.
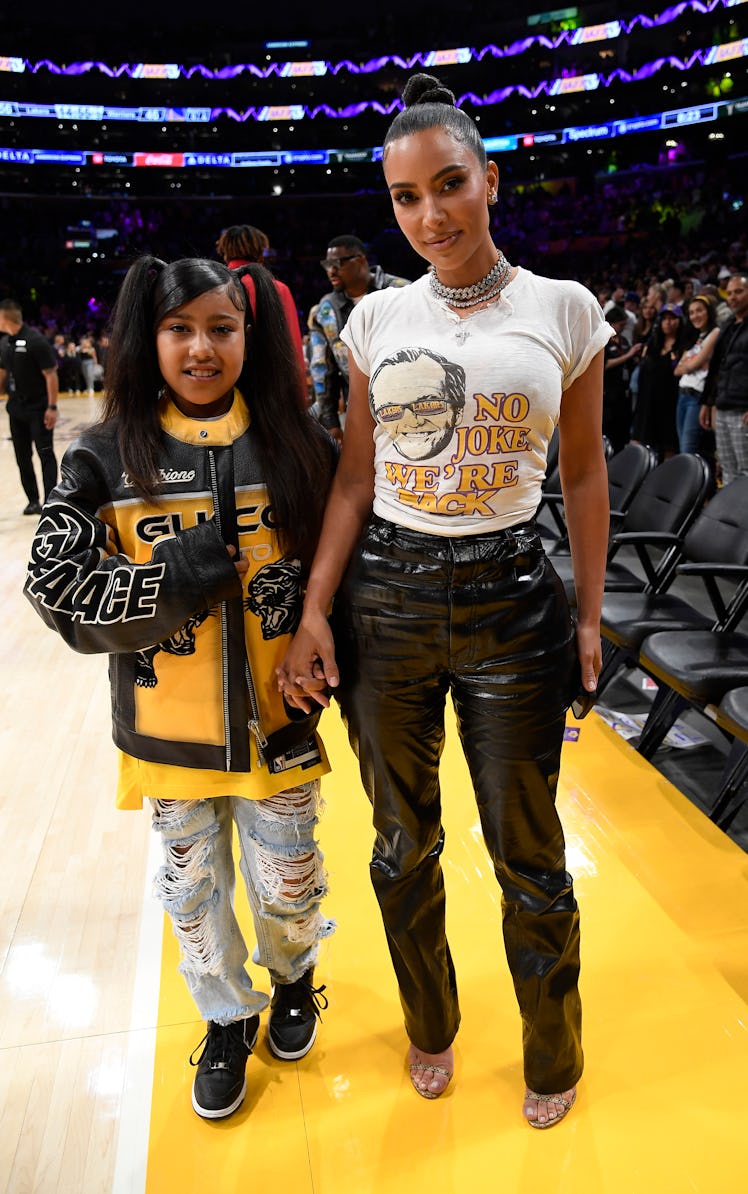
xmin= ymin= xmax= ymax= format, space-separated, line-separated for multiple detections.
xmin=488 ymin=190 xmax=498 ymax=204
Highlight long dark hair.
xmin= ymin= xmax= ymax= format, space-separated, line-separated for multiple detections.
xmin=644 ymin=306 xmax=688 ymax=360
xmin=383 ymin=73 xmax=487 ymax=167
xmin=102 ymin=255 xmax=333 ymax=567
xmin=684 ymin=294 xmax=718 ymax=348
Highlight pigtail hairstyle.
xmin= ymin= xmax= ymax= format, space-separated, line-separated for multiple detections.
xmin=101 ymin=255 xmax=333 ymax=563
xmin=384 ymin=72 xmax=487 ymax=167
xmin=235 ymin=263 xmax=335 ymax=571
xmin=101 ymin=255 xmax=168 ymax=499
xmin=102 ymin=256 xmax=248 ymax=500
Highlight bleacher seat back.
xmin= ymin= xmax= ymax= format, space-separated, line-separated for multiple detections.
xmin=623 ymin=453 xmax=710 ymax=536
xmin=607 ymin=442 xmax=655 ymax=515
xmin=682 ymin=475 xmax=748 ymax=566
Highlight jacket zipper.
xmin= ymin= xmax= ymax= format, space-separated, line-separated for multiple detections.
xmin=209 ymin=450 xmax=232 ymax=770
xmin=245 ymin=661 xmax=268 ymax=767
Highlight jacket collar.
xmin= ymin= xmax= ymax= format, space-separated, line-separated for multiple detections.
xmin=158 ymin=387 xmax=251 ymax=446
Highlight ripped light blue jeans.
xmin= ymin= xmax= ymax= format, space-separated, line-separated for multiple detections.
xmin=150 ymin=781 xmax=334 ymax=1025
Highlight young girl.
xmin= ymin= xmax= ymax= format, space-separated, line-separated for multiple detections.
xmin=24 ymin=256 xmax=337 ymax=1120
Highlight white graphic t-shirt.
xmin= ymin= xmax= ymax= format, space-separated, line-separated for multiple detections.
xmin=340 ymin=268 xmax=612 ymax=535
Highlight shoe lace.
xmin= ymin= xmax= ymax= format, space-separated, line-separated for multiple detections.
xmin=277 ymin=978 xmax=329 ymax=1021
xmin=306 ymin=981 xmax=329 ymax=1019
xmin=189 ymin=1021 xmax=251 ymax=1070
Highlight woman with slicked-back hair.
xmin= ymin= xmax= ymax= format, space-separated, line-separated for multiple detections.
xmin=279 ymin=73 xmax=612 ymax=1129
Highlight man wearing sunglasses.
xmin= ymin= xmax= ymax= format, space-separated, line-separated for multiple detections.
xmin=310 ymin=235 xmax=409 ymax=441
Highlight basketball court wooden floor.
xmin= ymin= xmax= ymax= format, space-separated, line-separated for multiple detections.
xmin=2 ymin=398 xmax=747 ymax=1193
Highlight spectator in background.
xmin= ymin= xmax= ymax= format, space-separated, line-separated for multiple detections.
xmin=94 ymin=333 xmax=110 ymax=390
xmin=52 ymin=333 xmax=66 ymax=372
xmin=305 ymin=305 xmax=320 ymax=408
xmin=78 ymin=335 xmax=98 ymax=396
xmin=632 ymin=303 xmax=687 ymax=460
xmin=700 ymin=273 xmax=748 ymax=483
xmin=699 ymin=282 xmax=732 ymax=328
xmin=717 ymin=267 xmax=733 ymax=295
xmin=632 ymin=296 xmax=657 ymax=346
xmin=646 ymin=282 xmax=667 ymax=312
xmin=309 ymin=235 xmax=409 ymax=441
xmin=674 ymin=294 xmax=720 ymax=453
xmin=603 ymin=305 xmax=641 ymax=452
xmin=62 ymin=340 xmax=84 ymax=394
xmin=602 ymin=282 xmax=626 ymax=315
xmin=216 ymin=224 xmax=307 ymax=395
xmin=620 ymin=291 xmax=639 ymax=339
xmin=0 ymin=299 xmax=59 ymax=514
xmin=629 ymin=295 xmax=656 ymax=409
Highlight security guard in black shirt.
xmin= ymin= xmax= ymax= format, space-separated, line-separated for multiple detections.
xmin=0 ymin=300 xmax=59 ymax=514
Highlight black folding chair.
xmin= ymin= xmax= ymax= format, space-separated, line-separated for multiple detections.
xmin=553 ymin=453 xmax=710 ymax=603
xmin=596 ymin=475 xmax=748 ymax=702
xmin=709 ymin=688 xmax=748 ymax=830
xmin=540 ymin=441 xmax=656 ymax=554
xmin=637 ymin=623 xmax=748 ymax=761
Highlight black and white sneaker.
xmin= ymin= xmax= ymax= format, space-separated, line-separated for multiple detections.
xmin=190 ymin=1016 xmax=259 ymax=1119
xmin=268 ymin=968 xmax=328 ymax=1060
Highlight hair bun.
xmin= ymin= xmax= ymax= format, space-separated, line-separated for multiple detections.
xmin=401 ymin=72 xmax=456 ymax=109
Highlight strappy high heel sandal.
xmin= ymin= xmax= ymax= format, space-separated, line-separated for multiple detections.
xmin=523 ymin=1087 xmax=577 ymax=1129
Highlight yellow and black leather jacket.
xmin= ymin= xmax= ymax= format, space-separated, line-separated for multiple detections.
xmin=24 ymin=391 xmax=331 ymax=775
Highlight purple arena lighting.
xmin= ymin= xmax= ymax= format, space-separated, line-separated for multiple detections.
xmin=1 ymin=0 xmax=733 ymax=81
xmin=5 ymin=41 xmax=742 ymax=126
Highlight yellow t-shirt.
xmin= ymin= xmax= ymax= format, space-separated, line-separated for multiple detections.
xmin=116 ymin=733 xmax=330 ymax=810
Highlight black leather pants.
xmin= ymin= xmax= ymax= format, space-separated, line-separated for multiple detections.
xmin=333 ymin=515 xmax=583 ymax=1092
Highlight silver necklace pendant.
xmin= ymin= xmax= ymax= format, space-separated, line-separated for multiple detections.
xmin=454 ymin=325 xmax=471 ymax=344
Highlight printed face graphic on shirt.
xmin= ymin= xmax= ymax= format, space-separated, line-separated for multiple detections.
xmin=369 ymin=348 xmax=466 ymax=461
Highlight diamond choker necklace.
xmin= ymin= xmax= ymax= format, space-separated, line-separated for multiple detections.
xmin=429 ymin=251 xmax=513 ymax=309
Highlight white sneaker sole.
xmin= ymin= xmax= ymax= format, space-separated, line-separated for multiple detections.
xmin=268 ymin=1019 xmax=318 ymax=1061
xmin=190 ymin=1020 xmax=259 ymax=1118
xmin=192 ymin=1076 xmax=247 ymax=1119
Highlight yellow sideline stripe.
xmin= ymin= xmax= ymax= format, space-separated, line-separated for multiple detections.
xmin=145 ymin=704 xmax=748 ymax=1194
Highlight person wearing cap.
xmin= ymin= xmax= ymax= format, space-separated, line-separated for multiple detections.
xmin=632 ymin=302 xmax=687 ymax=460
xmin=309 ymin=236 xmax=409 ymax=441
xmin=700 ymin=273 xmax=748 ymax=483
xmin=674 ymin=294 xmax=720 ymax=453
